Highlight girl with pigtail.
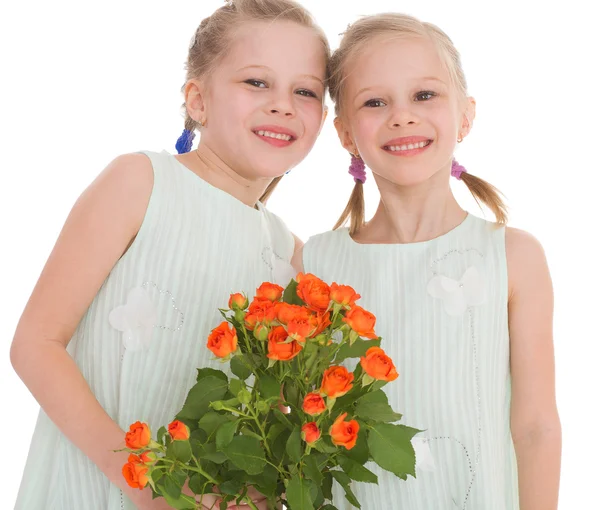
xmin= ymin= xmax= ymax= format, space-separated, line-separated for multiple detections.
xmin=11 ymin=1 xmax=329 ymax=509
xmin=298 ymin=13 xmax=561 ymax=510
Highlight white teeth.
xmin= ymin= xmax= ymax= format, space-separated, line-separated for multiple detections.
xmin=387 ymin=140 xmax=430 ymax=151
xmin=256 ymin=130 xmax=292 ymax=141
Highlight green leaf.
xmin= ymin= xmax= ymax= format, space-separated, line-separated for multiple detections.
xmin=177 ymin=376 xmax=229 ymax=421
xmin=198 ymin=412 xmax=231 ymax=438
xmin=222 ymin=436 xmax=266 ymax=475
xmin=367 ymin=423 xmax=419 ymax=478
xmin=286 ymin=473 xmax=314 ymax=510
xmin=167 ymin=439 xmax=192 ymax=463
xmin=229 ymin=378 xmax=245 ymax=397
xmin=274 ymin=408 xmax=294 ymax=430
xmin=343 ymin=426 xmax=369 ymax=464
xmin=247 ymin=463 xmax=278 ymax=497
xmin=330 ymin=471 xmax=360 ymax=508
xmin=283 ymin=279 xmax=305 ymax=306
xmin=335 ymin=338 xmax=380 ymax=363
xmin=161 ymin=492 xmax=197 ymax=510
xmin=193 ymin=442 xmax=228 ymax=464
xmin=322 ymin=471 xmax=333 ymax=501
xmin=231 ymin=356 xmax=253 ymax=380
xmin=216 ymin=420 xmax=238 ymax=450
xmin=320 ymin=506 xmax=339 ymax=510
xmin=284 ymin=380 xmax=300 ymax=408
xmin=219 ymin=478 xmax=245 ymax=495
xmin=258 ymin=373 xmax=281 ymax=400
xmin=286 ymin=425 xmax=303 ymax=463
xmin=156 ymin=426 xmax=167 ymax=445
xmin=355 ymin=391 xmax=402 ymax=422
xmin=188 ymin=474 xmax=209 ymax=495
xmin=303 ymin=454 xmax=323 ymax=485
xmin=197 ymin=367 xmax=228 ymax=383
xmin=338 ymin=456 xmax=378 ymax=483
xmin=161 ymin=475 xmax=183 ymax=500
xmin=266 ymin=423 xmax=286 ymax=443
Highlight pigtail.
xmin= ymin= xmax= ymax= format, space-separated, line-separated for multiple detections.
xmin=461 ymin=173 xmax=508 ymax=224
xmin=333 ymin=181 xmax=365 ymax=235
xmin=259 ymin=176 xmax=283 ymax=204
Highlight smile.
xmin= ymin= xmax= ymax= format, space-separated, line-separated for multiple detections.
xmin=256 ymin=130 xmax=293 ymax=142
xmin=384 ymin=140 xmax=432 ymax=152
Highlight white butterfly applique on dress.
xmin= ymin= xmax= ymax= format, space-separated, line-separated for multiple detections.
xmin=427 ymin=266 xmax=485 ymax=316
xmin=108 ymin=287 xmax=157 ymax=351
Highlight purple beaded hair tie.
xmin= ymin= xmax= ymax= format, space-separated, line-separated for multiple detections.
xmin=349 ymin=154 xmax=366 ymax=184
xmin=175 ymin=129 xmax=195 ymax=154
xmin=451 ymin=158 xmax=467 ymax=180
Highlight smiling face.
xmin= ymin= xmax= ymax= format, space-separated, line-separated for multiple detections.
xmin=335 ymin=35 xmax=474 ymax=187
xmin=189 ymin=20 xmax=327 ymax=180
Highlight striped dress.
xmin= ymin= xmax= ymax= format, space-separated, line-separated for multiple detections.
xmin=303 ymin=214 xmax=519 ymax=510
xmin=15 ymin=150 xmax=296 ymax=510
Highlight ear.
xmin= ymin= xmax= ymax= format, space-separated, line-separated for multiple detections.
xmin=184 ymin=79 xmax=208 ymax=124
xmin=334 ymin=116 xmax=356 ymax=154
xmin=316 ymin=105 xmax=329 ymax=136
xmin=459 ymin=96 xmax=476 ymax=139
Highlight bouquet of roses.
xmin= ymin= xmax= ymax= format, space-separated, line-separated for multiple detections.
xmin=120 ymin=273 xmax=419 ymax=510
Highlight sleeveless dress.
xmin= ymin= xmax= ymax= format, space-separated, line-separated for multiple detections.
xmin=303 ymin=214 xmax=519 ymax=510
xmin=15 ymin=150 xmax=296 ymax=510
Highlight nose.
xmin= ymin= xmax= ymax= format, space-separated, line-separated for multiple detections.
xmin=388 ymin=105 xmax=419 ymax=128
xmin=267 ymin=92 xmax=296 ymax=118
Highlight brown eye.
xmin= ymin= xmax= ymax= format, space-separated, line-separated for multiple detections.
xmin=296 ymin=89 xmax=318 ymax=98
xmin=415 ymin=91 xmax=436 ymax=101
xmin=245 ymin=79 xmax=267 ymax=88
xmin=364 ymin=99 xmax=386 ymax=108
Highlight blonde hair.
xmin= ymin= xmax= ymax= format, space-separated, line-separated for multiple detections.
xmin=329 ymin=13 xmax=507 ymax=233
xmin=181 ymin=0 xmax=330 ymax=203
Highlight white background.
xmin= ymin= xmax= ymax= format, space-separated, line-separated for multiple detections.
xmin=1 ymin=0 xmax=598 ymax=507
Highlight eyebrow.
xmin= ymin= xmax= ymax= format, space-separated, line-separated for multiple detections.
xmin=236 ymin=65 xmax=324 ymax=85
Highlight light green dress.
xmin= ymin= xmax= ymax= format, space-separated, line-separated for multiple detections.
xmin=15 ymin=150 xmax=296 ymax=510
xmin=303 ymin=214 xmax=519 ymax=509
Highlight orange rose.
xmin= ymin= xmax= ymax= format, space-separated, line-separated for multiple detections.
xmin=125 ymin=421 xmax=151 ymax=450
xmin=330 ymin=283 xmax=361 ymax=308
xmin=122 ymin=453 xmax=150 ymax=489
xmin=360 ymin=347 xmax=399 ymax=382
xmin=320 ymin=366 xmax=354 ymax=398
xmin=296 ymin=273 xmax=331 ymax=312
xmin=168 ymin=420 xmax=190 ymax=441
xmin=302 ymin=392 xmax=326 ymax=416
xmin=287 ymin=314 xmax=318 ymax=344
xmin=329 ymin=412 xmax=360 ymax=450
xmin=207 ymin=322 xmax=238 ymax=358
xmin=275 ymin=303 xmax=311 ymax=325
xmin=228 ymin=293 xmax=248 ymax=310
xmin=343 ymin=305 xmax=377 ymax=339
xmin=245 ymin=299 xmax=277 ymax=330
xmin=301 ymin=422 xmax=321 ymax=445
xmin=255 ymin=282 xmax=284 ymax=302
xmin=139 ymin=451 xmax=157 ymax=464
xmin=312 ymin=311 xmax=331 ymax=337
xmin=267 ymin=326 xmax=302 ymax=361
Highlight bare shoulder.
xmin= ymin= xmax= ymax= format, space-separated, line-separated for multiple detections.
xmin=505 ymin=226 xmax=551 ymax=300
xmin=11 ymin=153 xmax=155 ymax=351
xmin=290 ymin=233 xmax=305 ymax=274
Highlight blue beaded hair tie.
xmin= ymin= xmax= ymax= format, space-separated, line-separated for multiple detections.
xmin=175 ymin=129 xmax=195 ymax=154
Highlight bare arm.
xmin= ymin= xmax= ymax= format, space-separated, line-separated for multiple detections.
xmin=506 ymin=227 xmax=561 ymax=510
xmin=290 ymin=234 xmax=304 ymax=274
xmin=10 ymin=154 xmax=171 ymax=509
